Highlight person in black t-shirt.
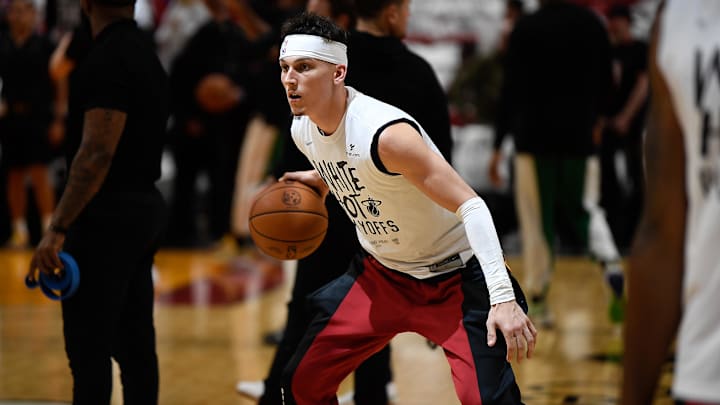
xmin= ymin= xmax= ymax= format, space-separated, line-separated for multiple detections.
xmin=346 ymin=0 xmax=453 ymax=164
xmin=488 ymin=0 xmax=625 ymax=326
xmin=0 ymin=0 xmax=57 ymax=248
xmin=27 ymin=0 xmax=169 ymax=402
xmin=600 ymin=4 xmax=648 ymax=251
xmin=165 ymin=0 xmax=254 ymax=247
xmin=343 ymin=0 xmax=455 ymax=400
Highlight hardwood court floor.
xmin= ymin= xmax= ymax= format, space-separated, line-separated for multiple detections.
xmin=0 ymin=248 xmax=674 ymax=405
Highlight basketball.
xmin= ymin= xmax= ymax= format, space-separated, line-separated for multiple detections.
xmin=249 ymin=181 xmax=328 ymax=260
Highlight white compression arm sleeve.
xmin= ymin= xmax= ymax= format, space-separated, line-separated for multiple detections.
xmin=456 ymin=196 xmax=515 ymax=305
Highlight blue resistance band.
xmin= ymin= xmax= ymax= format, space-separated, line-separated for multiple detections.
xmin=25 ymin=252 xmax=80 ymax=301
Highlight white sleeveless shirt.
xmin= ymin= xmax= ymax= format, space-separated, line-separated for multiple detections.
xmin=292 ymin=87 xmax=471 ymax=278
xmin=658 ymin=1 xmax=720 ymax=400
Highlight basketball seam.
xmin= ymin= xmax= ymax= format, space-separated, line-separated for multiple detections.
xmin=273 ymin=183 xmax=322 ymax=197
xmin=249 ymin=223 xmax=327 ymax=243
xmin=251 ymin=183 xmax=323 ymax=204
xmin=249 ymin=211 xmax=328 ymax=219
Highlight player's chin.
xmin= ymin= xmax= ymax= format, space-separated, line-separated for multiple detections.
xmin=289 ymin=106 xmax=305 ymax=116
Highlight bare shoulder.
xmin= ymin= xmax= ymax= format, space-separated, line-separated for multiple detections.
xmin=377 ymin=122 xmax=425 ymax=152
xmin=376 ymin=122 xmax=433 ymax=173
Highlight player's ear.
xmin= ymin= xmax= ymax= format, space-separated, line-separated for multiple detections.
xmin=334 ymin=64 xmax=347 ymax=83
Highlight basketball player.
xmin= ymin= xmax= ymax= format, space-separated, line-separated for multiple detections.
xmin=26 ymin=0 xmax=168 ymax=401
xmin=240 ymin=2 xmax=396 ymax=404
xmin=276 ymin=13 xmax=537 ymax=404
xmin=622 ymin=1 xmax=720 ymax=404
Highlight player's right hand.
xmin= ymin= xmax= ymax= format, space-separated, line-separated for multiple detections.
xmin=279 ymin=170 xmax=329 ymax=199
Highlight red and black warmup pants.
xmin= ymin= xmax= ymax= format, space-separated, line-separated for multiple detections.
xmin=281 ymin=251 xmax=528 ymax=405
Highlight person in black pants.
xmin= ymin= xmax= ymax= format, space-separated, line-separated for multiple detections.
xmin=600 ymin=4 xmax=648 ymax=252
xmin=345 ymin=0 xmax=456 ymax=400
xmin=27 ymin=0 xmax=169 ymax=401
xmin=166 ymin=0 xmax=254 ymax=247
xmin=488 ymin=0 xmax=624 ymax=326
xmin=344 ymin=0 xmax=456 ymax=400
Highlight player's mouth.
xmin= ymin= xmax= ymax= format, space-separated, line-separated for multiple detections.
xmin=288 ymin=93 xmax=301 ymax=102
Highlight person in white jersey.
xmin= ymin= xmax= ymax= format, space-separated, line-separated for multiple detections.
xmin=622 ymin=1 xmax=720 ymax=404
xmin=275 ymin=13 xmax=537 ymax=405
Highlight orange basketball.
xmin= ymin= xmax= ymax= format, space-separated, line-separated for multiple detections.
xmin=249 ymin=181 xmax=328 ymax=260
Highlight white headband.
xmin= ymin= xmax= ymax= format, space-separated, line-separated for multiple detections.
xmin=279 ymin=34 xmax=348 ymax=66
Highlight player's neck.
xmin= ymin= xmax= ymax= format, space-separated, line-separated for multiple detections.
xmin=312 ymin=87 xmax=348 ymax=136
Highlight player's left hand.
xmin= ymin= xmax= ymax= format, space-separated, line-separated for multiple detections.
xmin=27 ymin=231 xmax=66 ymax=283
xmin=486 ymin=300 xmax=538 ymax=363
xmin=279 ymin=170 xmax=329 ymax=199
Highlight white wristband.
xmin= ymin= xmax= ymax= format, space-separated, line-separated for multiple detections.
xmin=456 ymin=197 xmax=515 ymax=305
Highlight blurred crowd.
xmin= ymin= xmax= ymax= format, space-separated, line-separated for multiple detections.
xmin=0 ymin=0 xmax=651 ymax=253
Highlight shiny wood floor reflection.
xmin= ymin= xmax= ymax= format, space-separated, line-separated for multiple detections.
xmin=0 ymin=248 xmax=673 ymax=405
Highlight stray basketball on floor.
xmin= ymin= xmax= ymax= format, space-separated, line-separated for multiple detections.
xmin=249 ymin=181 xmax=328 ymax=260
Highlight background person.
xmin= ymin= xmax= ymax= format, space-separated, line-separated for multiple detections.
xmin=0 ymin=0 xmax=57 ymax=248
xmin=27 ymin=0 xmax=169 ymax=400
xmin=600 ymin=4 xmax=649 ymax=252
xmin=488 ymin=0 xmax=624 ymax=326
